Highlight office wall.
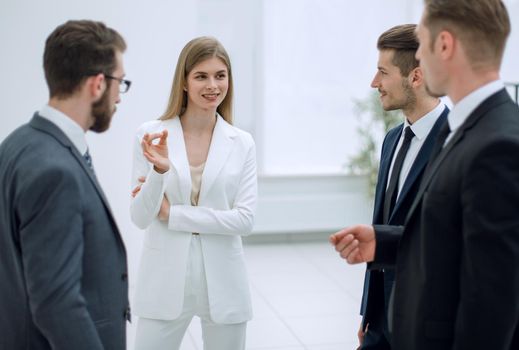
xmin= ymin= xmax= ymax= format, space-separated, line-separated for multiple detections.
xmin=1 ymin=0 xmax=518 ymax=289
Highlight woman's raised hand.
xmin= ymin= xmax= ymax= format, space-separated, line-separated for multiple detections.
xmin=142 ymin=130 xmax=170 ymax=173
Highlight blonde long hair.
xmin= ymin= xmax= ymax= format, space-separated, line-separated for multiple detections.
xmin=160 ymin=36 xmax=233 ymax=124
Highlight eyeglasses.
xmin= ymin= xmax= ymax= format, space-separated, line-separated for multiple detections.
xmin=105 ymin=75 xmax=132 ymax=94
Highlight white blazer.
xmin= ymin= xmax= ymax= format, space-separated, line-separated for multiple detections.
xmin=130 ymin=115 xmax=257 ymax=324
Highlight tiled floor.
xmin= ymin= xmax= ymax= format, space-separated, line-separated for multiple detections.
xmin=128 ymin=237 xmax=365 ymax=349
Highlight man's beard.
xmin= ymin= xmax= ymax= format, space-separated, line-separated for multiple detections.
xmin=399 ymin=78 xmax=417 ymax=111
xmin=383 ymin=78 xmax=417 ymax=112
xmin=90 ymin=88 xmax=115 ymax=133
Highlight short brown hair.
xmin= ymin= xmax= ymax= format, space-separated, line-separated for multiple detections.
xmin=44 ymin=20 xmax=126 ymax=98
xmin=423 ymin=0 xmax=510 ymax=68
xmin=160 ymin=36 xmax=233 ymax=124
xmin=377 ymin=24 xmax=419 ymax=77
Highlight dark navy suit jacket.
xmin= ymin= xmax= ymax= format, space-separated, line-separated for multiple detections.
xmin=360 ymin=107 xmax=449 ymax=329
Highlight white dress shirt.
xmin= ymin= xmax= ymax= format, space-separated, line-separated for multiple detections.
xmin=387 ymin=101 xmax=446 ymax=199
xmin=444 ymin=79 xmax=504 ymax=145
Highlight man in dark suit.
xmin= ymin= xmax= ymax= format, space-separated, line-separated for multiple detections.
xmin=331 ymin=1 xmax=519 ymax=349
xmin=357 ymin=24 xmax=448 ymax=350
xmin=0 ymin=20 xmax=131 ymax=349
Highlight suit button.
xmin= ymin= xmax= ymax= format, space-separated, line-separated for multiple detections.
xmin=121 ymin=272 xmax=128 ymax=281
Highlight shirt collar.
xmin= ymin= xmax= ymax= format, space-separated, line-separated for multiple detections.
xmin=447 ymin=79 xmax=504 ymax=133
xmin=39 ymin=104 xmax=88 ymax=155
xmin=404 ymin=100 xmax=446 ymax=141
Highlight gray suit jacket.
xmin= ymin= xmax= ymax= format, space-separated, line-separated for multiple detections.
xmin=0 ymin=114 xmax=129 ymax=350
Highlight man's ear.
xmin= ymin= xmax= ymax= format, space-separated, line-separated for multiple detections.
xmin=87 ymin=73 xmax=106 ymax=100
xmin=409 ymin=67 xmax=423 ymax=87
xmin=437 ymin=30 xmax=455 ymax=61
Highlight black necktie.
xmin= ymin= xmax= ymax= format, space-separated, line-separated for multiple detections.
xmin=383 ymin=126 xmax=415 ymax=223
xmin=422 ymin=121 xmax=451 ymax=179
xmin=83 ymin=149 xmax=95 ymax=173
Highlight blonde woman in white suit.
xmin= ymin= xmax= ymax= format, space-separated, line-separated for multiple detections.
xmin=130 ymin=37 xmax=257 ymax=350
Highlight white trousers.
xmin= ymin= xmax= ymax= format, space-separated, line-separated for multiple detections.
xmin=134 ymin=235 xmax=247 ymax=350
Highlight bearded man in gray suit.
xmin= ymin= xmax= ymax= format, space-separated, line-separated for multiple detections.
xmin=0 ymin=20 xmax=131 ymax=350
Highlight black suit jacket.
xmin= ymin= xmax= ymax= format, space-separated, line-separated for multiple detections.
xmin=360 ymin=107 xmax=449 ymax=328
xmin=373 ymin=89 xmax=519 ymax=350
xmin=0 ymin=114 xmax=129 ymax=350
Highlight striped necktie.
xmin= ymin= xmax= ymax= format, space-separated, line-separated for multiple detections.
xmin=83 ymin=149 xmax=95 ymax=173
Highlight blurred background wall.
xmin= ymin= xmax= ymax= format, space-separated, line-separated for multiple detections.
xmin=1 ymin=0 xmax=518 ymax=286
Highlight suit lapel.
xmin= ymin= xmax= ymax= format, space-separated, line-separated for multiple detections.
xmin=406 ymin=89 xmax=510 ymax=221
xmin=373 ymin=124 xmax=402 ymax=223
xmin=405 ymin=122 xmax=465 ymax=221
xmin=70 ymin=145 xmax=114 ymax=212
xmin=390 ymin=107 xmax=449 ymax=219
xmin=29 ymin=114 xmax=119 ymax=227
xmin=199 ymin=116 xmax=236 ymax=203
xmin=165 ymin=117 xmax=192 ymax=204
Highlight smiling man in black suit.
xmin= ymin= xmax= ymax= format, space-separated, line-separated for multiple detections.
xmin=356 ymin=24 xmax=448 ymax=350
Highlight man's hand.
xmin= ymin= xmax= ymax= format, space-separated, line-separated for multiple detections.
xmin=141 ymin=130 xmax=170 ymax=173
xmin=329 ymin=224 xmax=376 ymax=264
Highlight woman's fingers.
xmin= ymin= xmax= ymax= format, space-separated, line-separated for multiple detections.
xmin=159 ymin=130 xmax=168 ymax=145
xmin=131 ymin=185 xmax=141 ymax=198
